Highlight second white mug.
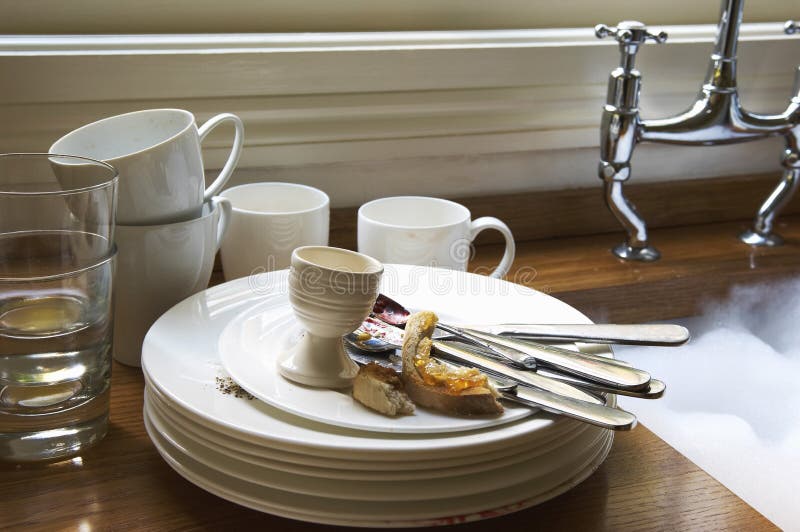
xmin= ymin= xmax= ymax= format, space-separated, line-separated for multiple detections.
xmin=220 ymin=182 xmax=330 ymax=281
xmin=357 ymin=196 xmax=515 ymax=279
xmin=50 ymin=108 xmax=244 ymax=225
xmin=113 ymin=197 xmax=231 ymax=367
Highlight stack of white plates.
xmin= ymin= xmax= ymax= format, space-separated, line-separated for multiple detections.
xmin=141 ymin=265 xmax=614 ymax=527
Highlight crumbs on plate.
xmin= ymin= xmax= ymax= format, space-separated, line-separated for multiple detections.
xmin=215 ymin=376 xmax=255 ymax=400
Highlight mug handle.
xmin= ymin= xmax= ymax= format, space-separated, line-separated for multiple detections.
xmin=197 ymin=113 xmax=245 ymax=201
xmin=210 ymin=197 xmax=233 ymax=253
xmin=469 ymin=217 xmax=516 ymax=279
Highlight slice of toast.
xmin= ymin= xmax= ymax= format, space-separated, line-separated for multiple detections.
xmin=352 ymin=362 xmax=415 ymax=416
xmin=400 ymin=311 xmax=503 ymax=416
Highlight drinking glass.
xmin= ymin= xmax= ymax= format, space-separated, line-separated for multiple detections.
xmin=0 ymin=153 xmax=117 ymax=462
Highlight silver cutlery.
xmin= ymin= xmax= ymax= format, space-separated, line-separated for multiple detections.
xmin=347 ymin=322 xmax=663 ymax=400
xmin=373 ymin=293 xmax=689 ymax=346
xmin=345 ymin=344 xmax=636 ymax=431
xmin=363 ymin=312 xmax=653 ymax=392
xmin=446 ymin=341 xmax=666 ymax=400
xmin=345 ymin=327 xmax=604 ymax=405
xmin=457 ymin=328 xmax=652 ymax=391
xmin=470 ymin=323 xmax=690 ymax=346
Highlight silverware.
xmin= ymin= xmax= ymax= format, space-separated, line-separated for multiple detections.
xmin=429 ymin=340 xmax=606 ymax=405
xmin=458 ymin=328 xmax=652 ymax=391
xmin=496 ymin=382 xmax=636 ymax=431
xmin=473 ymin=323 xmax=690 ymax=346
xmin=374 ymin=293 xmax=689 ymax=346
xmin=445 ymin=340 xmax=665 ymax=400
xmin=347 ymin=324 xmax=604 ymax=405
xmin=517 ymin=360 xmax=664 ymax=399
xmin=345 ymin=344 xmax=637 ymax=431
xmin=364 ymin=313 xmax=653 ymax=392
xmin=347 ymin=323 xmax=663 ymax=400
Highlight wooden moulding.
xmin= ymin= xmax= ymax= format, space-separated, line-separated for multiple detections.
xmin=330 ymin=172 xmax=800 ymax=249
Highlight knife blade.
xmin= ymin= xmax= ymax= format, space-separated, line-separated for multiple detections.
xmin=459 ymin=328 xmax=652 ymax=391
xmin=431 ymin=341 xmax=605 ymax=405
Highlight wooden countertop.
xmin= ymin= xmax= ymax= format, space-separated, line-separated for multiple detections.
xmin=470 ymin=216 xmax=800 ymax=323
xmin=0 ymin=362 xmax=775 ymax=531
xmin=2 ymin=216 xmax=790 ymax=531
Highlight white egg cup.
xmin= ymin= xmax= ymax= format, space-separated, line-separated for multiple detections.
xmin=279 ymin=246 xmax=383 ymax=389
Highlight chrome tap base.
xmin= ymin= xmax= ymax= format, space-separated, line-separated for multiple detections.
xmin=612 ymin=243 xmax=661 ymax=262
xmin=596 ymin=0 xmax=800 ymax=261
xmin=739 ymin=229 xmax=785 ymax=247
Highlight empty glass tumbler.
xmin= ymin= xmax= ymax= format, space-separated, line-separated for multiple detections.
xmin=0 ymin=153 xmax=118 ymax=462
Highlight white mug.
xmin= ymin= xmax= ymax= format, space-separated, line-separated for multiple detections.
xmin=358 ymin=196 xmax=515 ymax=279
xmin=112 ymin=197 xmax=231 ymax=366
xmin=220 ymin=182 xmax=330 ymax=280
xmin=50 ymin=108 xmax=244 ymax=225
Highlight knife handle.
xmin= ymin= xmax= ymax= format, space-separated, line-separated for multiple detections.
xmin=481 ymin=323 xmax=690 ymax=346
xmin=500 ymin=388 xmax=637 ymax=431
xmin=538 ymin=368 xmax=666 ymax=399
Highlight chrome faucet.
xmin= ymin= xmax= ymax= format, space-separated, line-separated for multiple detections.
xmin=596 ymin=0 xmax=800 ymax=261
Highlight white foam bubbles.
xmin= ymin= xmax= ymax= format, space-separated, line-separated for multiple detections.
xmin=617 ymin=278 xmax=800 ymax=531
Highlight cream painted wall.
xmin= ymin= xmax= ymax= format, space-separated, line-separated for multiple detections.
xmin=1 ymin=0 xmax=794 ymax=33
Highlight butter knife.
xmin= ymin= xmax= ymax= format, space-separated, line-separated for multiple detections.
xmin=470 ymin=323 xmax=690 ymax=346
xmin=457 ymin=328 xmax=652 ymax=391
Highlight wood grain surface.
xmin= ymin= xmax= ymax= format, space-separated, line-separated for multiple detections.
xmin=0 ymin=362 xmax=776 ymax=531
xmin=3 ymin=210 xmax=791 ymax=529
xmin=329 ymin=172 xmax=800 ymax=249
xmin=466 ymin=215 xmax=800 ymax=323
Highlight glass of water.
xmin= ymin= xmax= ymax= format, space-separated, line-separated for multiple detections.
xmin=0 ymin=153 xmax=118 ymax=462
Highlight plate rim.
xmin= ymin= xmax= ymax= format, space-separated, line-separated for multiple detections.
xmin=145 ymin=384 xmax=589 ymax=479
xmin=219 ymin=297 xmax=534 ymax=435
xmin=144 ymin=405 xmax=613 ymax=527
xmin=141 ymin=265 xmax=609 ymax=458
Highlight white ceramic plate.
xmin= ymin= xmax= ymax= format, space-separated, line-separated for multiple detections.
xmin=141 ymin=266 xmax=607 ymax=460
xmin=219 ymin=298 xmax=532 ymax=434
xmin=144 ymin=407 xmax=613 ymax=527
xmin=144 ymin=368 xmax=586 ymax=469
xmin=145 ymin=391 xmax=605 ymax=501
xmin=146 ymin=385 xmax=587 ymax=481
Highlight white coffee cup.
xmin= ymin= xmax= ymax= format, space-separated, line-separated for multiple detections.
xmin=50 ymin=108 xmax=244 ymax=225
xmin=112 ymin=197 xmax=232 ymax=366
xmin=358 ymin=196 xmax=515 ymax=279
xmin=220 ymin=182 xmax=330 ymax=281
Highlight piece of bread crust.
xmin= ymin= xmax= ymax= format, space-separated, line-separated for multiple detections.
xmin=400 ymin=311 xmax=503 ymax=416
xmin=352 ymin=362 xmax=415 ymax=416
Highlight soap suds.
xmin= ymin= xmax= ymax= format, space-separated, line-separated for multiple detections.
xmin=618 ymin=279 xmax=800 ymax=531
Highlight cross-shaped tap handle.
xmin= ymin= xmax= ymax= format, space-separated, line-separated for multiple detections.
xmin=595 ymin=21 xmax=668 ymax=45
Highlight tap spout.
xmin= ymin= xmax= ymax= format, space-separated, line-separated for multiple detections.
xmin=639 ymin=0 xmax=794 ymax=145
xmin=713 ymin=0 xmax=744 ymax=61
xmin=639 ymin=92 xmax=795 ymax=145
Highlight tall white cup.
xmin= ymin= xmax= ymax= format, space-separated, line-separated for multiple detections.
xmin=358 ymin=196 xmax=515 ymax=279
xmin=50 ymin=109 xmax=244 ymax=225
xmin=220 ymin=182 xmax=330 ymax=280
xmin=113 ymin=197 xmax=232 ymax=367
